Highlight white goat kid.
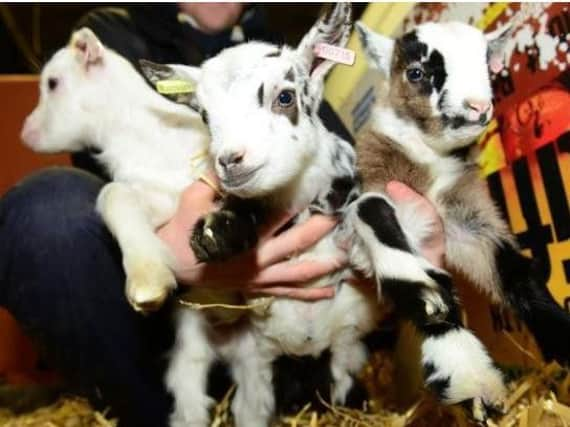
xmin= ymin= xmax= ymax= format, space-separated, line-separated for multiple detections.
xmin=21 ymin=28 xmax=210 ymax=312
xmin=142 ymin=5 xmax=381 ymax=427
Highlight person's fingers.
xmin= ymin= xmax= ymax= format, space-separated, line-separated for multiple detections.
xmin=179 ymin=177 xmax=219 ymax=211
xmin=385 ymin=180 xmax=423 ymax=203
xmin=248 ymin=285 xmax=335 ymax=301
xmin=256 ymin=215 xmax=338 ymax=267
xmin=386 ymin=180 xmax=446 ymax=268
xmin=258 ymin=210 xmax=298 ymax=242
xmin=189 ymin=254 xmax=347 ymax=288
xmin=248 ymin=256 xmax=346 ymax=285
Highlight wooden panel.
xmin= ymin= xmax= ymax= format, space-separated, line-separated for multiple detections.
xmin=0 ymin=75 xmax=70 ymax=196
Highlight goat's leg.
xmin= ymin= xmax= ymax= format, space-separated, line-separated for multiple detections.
xmin=418 ymin=294 xmax=506 ymax=422
xmin=348 ymin=193 xmax=451 ymax=324
xmin=229 ymin=334 xmax=275 ymax=427
xmin=96 ymin=182 xmax=176 ymax=312
xmin=329 ymin=329 xmax=368 ymax=405
xmin=348 ymin=193 xmax=506 ymax=420
xmin=191 ymin=196 xmax=265 ymax=262
xmin=167 ymin=309 xmax=216 ymax=427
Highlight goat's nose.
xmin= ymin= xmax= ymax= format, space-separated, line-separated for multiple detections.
xmin=218 ymin=151 xmax=245 ymax=169
xmin=464 ymin=99 xmax=492 ymax=114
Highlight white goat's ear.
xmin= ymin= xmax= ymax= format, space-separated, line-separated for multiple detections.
xmin=70 ymin=28 xmax=104 ymax=68
xmin=296 ymin=2 xmax=352 ymax=81
xmin=355 ymin=21 xmax=394 ymax=77
xmin=139 ymin=59 xmax=201 ymax=109
xmin=486 ymin=24 xmax=512 ymax=73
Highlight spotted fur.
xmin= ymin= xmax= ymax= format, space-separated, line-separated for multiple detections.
xmin=141 ymin=6 xmax=382 ymax=427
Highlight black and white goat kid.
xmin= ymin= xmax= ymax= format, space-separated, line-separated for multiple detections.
xmin=143 ymin=6 xmax=510 ymax=426
xmin=143 ymin=5 xmax=379 ymax=427
xmin=354 ymin=19 xmax=570 ymax=413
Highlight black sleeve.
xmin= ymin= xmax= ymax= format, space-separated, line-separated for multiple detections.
xmin=74 ymin=7 xmax=151 ymax=68
xmin=71 ymin=7 xmax=153 ymax=179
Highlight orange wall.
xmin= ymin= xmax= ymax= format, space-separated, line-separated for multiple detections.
xmin=0 ymin=75 xmax=70 ymax=195
xmin=0 ymin=76 xmax=69 ymax=383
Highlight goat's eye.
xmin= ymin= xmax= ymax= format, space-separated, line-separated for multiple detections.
xmin=277 ymin=90 xmax=295 ymax=107
xmin=406 ymin=67 xmax=424 ymax=83
xmin=48 ymin=77 xmax=58 ymax=91
xmin=200 ymin=109 xmax=209 ymax=125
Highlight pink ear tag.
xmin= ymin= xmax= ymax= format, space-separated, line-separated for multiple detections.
xmin=489 ymin=56 xmax=504 ymax=74
xmin=314 ymin=43 xmax=355 ymax=66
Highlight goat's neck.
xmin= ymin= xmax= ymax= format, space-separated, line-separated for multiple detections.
xmin=370 ymin=105 xmax=442 ymax=165
xmin=94 ymin=97 xmax=198 ymax=152
xmin=269 ymin=124 xmax=354 ymax=212
xmin=86 ymin=78 xmax=208 ymax=187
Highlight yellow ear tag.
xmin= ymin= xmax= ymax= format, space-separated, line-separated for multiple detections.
xmin=156 ymin=79 xmax=195 ymax=95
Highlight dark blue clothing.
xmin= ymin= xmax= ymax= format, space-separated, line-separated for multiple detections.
xmin=0 ymin=168 xmax=173 ymax=426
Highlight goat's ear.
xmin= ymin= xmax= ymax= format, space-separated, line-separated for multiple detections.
xmin=296 ymin=2 xmax=352 ymax=81
xmin=486 ymin=24 xmax=512 ymax=73
xmin=355 ymin=22 xmax=394 ymax=77
xmin=70 ymin=28 xmax=104 ymax=68
xmin=139 ymin=59 xmax=201 ymax=109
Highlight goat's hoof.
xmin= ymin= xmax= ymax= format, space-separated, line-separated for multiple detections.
xmin=169 ymin=396 xmax=214 ymax=427
xmin=125 ymin=260 xmax=176 ymax=313
xmin=436 ymin=365 xmax=506 ymax=423
xmin=421 ymin=288 xmax=449 ymax=324
xmin=190 ymin=211 xmax=257 ymax=262
xmin=468 ymin=395 xmax=506 ymax=423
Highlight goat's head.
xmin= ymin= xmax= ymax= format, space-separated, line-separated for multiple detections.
xmin=141 ymin=3 xmax=352 ymax=198
xmin=21 ymin=28 xmax=149 ymax=153
xmin=356 ymin=21 xmax=510 ymax=153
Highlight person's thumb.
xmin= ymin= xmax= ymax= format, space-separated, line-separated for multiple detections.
xmin=179 ymin=171 xmax=220 ymax=209
xmin=385 ymin=180 xmax=420 ymax=203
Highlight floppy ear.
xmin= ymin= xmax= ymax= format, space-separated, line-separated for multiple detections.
xmin=355 ymin=21 xmax=395 ymax=77
xmin=486 ymin=24 xmax=512 ymax=73
xmin=296 ymin=2 xmax=352 ymax=82
xmin=70 ymin=27 xmax=104 ymax=68
xmin=139 ymin=59 xmax=201 ymax=109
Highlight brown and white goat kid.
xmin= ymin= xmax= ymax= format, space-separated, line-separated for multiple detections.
xmin=21 ymin=28 xmax=210 ymax=313
xmin=142 ymin=5 xmax=506 ymax=425
xmin=354 ymin=20 xmax=570 ymax=407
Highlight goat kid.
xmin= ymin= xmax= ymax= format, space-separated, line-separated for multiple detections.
xmin=354 ymin=19 xmax=570 ymax=414
xmin=21 ymin=28 xmax=211 ymax=313
xmin=141 ymin=5 xmax=381 ymax=426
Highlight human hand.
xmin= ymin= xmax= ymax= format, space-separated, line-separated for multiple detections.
xmin=349 ymin=181 xmax=446 ymax=292
xmin=156 ymin=176 xmax=345 ymax=301
xmin=385 ymin=181 xmax=445 ymax=268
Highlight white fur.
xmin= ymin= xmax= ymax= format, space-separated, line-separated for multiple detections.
xmin=165 ymin=6 xmax=383 ymax=426
xmin=422 ymin=329 xmax=505 ymax=408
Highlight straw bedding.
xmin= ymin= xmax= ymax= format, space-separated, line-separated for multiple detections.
xmin=1 ymin=348 xmax=568 ymax=427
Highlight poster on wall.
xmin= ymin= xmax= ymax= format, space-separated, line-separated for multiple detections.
xmin=403 ymin=2 xmax=570 ymax=364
